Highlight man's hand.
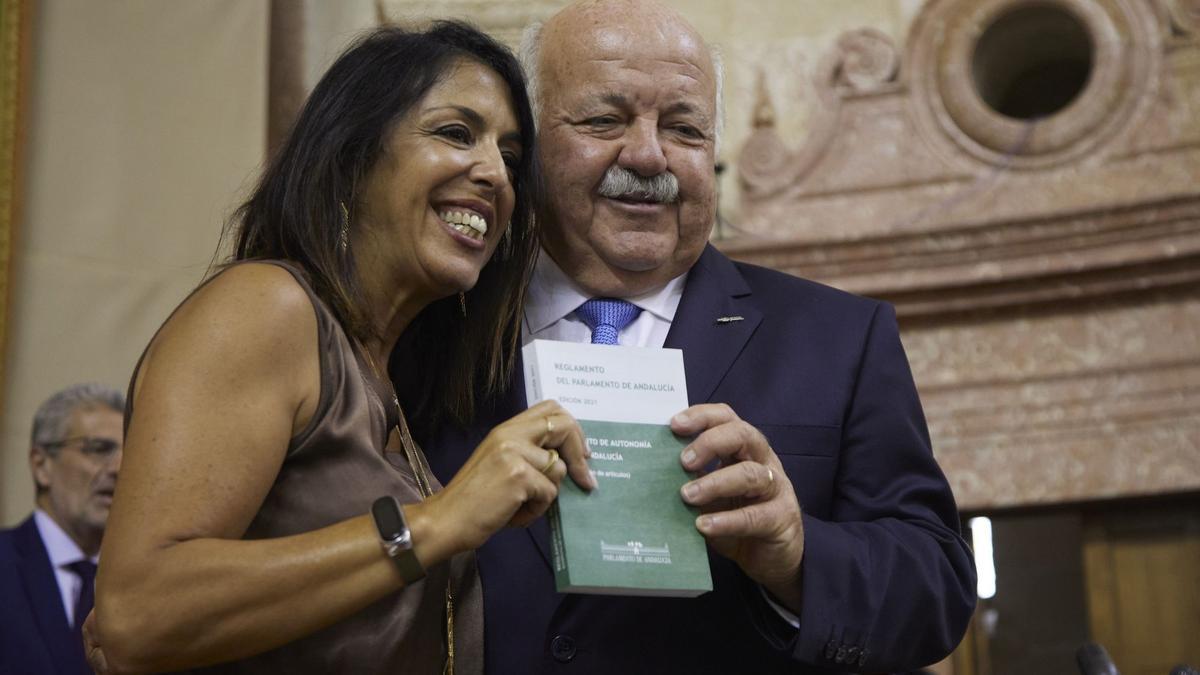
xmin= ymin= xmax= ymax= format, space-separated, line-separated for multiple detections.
xmin=672 ymin=403 xmax=805 ymax=612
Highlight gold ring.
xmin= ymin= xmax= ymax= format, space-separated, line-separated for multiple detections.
xmin=540 ymin=415 xmax=554 ymax=446
xmin=540 ymin=449 xmax=559 ymax=475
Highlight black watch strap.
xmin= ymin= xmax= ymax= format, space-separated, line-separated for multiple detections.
xmin=371 ymin=496 xmax=425 ymax=584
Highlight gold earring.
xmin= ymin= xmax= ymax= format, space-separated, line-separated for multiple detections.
xmin=459 ymin=292 xmax=467 ymax=318
xmin=339 ymin=201 xmax=351 ymax=252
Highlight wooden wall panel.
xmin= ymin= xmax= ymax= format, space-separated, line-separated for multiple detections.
xmin=1083 ymin=506 xmax=1200 ymax=675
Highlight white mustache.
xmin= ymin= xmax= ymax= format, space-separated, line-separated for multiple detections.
xmin=596 ymin=165 xmax=679 ymax=203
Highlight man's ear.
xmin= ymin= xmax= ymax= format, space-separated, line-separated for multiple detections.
xmin=30 ymin=445 xmax=53 ymax=491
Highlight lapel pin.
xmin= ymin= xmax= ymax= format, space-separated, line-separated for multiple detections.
xmin=715 ymin=316 xmax=744 ymax=324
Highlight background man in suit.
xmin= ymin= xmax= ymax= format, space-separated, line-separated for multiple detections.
xmin=399 ymin=0 xmax=977 ymax=672
xmin=0 ymin=383 xmax=124 ymax=675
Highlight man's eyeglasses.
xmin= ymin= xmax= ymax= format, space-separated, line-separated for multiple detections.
xmin=40 ymin=437 xmax=122 ymax=460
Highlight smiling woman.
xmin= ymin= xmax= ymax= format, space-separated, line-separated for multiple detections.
xmin=352 ymin=58 xmax=523 ymax=324
xmin=88 ymin=22 xmax=594 ymax=675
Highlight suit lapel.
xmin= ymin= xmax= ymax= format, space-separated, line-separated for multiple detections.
xmin=665 ymin=245 xmax=761 ymax=404
xmin=14 ymin=518 xmax=78 ymax=675
xmin=526 ymin=517 xmax=553 ymax=570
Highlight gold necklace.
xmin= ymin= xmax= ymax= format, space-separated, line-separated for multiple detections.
xmin=356 ymin=339 xmax=456 ymax=675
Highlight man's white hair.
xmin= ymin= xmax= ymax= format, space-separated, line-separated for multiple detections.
xmin=32 ymin=382 xmax=125 ymax=449
xmin=518 ymin=20 xmax=725 ymax=157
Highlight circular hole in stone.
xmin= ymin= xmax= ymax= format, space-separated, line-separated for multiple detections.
xmin=972 ymin=3 xmax=1094 ymax=120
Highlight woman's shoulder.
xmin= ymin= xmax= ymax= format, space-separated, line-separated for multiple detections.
xmin=149 ymin=261 xmax=320 ymax=370
xmin=125 ymin=260 xmax=325 ymax=439
xmin=196 ymin=261 xmax=315 ymax=324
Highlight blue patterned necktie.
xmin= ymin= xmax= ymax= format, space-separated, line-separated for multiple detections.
xmin=575 ymin=298 xmax=642 ymax=345
xmin=68 ymin=559 xmax=96 ymax=632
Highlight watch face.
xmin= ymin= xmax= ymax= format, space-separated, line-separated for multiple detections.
xmin=372 ymin=497 xmax=405 ymax=540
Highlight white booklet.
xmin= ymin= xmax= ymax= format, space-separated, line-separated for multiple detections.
xmin=523 ymin=339 xmax=713 ymax=597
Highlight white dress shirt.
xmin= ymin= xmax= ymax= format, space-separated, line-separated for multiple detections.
xmin=522 ymin=249 xmax=802 ymax=629
xmin=522 ymin=250 xmax=686 ymax=348
xmin=33 ymin=509 xmax=97 ymax=627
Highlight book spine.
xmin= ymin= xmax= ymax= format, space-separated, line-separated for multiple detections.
xmin=548 ymin=500 xmax=569 ymax=589
xmin=523 ymin=344 xmax=542 ymax=404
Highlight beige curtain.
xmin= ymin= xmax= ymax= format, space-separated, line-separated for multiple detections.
xmin=0 ymin=1 xmax=269 ymax=524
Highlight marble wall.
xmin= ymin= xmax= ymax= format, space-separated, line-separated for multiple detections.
xmin=728 ymin=0 xmax=1200 ymax=510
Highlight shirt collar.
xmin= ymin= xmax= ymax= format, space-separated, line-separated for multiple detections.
xmin=34 ymin=509 xmax=94 ymax=567
xmin=525 ymin=249 xmax=688 ymax=334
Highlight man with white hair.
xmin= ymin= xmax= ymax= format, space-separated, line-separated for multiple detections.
xmin=402 ymin=1 xmax=976 ymax=672
xmin=0 ymin=383 xmax=125 ymax=675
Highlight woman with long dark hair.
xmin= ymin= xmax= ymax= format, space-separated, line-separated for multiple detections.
xmin=90 ymin=22 xmax=591 ymax=674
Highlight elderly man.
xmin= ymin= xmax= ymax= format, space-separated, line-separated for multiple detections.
xmin=0 ymin=383 xmax=124 ymax=675
xmin=400 ymin=1 xmax=976 ymax=672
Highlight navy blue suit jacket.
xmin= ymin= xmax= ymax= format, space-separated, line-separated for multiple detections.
xmin=401 ymin=245 xmax=976 ymax=674
xmin=0 ymin=516 xmax=91 ymax=675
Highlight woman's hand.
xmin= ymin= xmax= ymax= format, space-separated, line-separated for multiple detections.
xmin=415 ymin=400 xmax=595 ymax=552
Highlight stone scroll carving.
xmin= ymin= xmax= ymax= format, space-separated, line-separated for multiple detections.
xmin=1166 ymin=0 xmax=1200 ymax=36
xmin=829 ymin=28 xmax=900 ymax=94
xmin=739 ymin=29 xmax=901 ymax=206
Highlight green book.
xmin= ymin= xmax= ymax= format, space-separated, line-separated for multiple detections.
xmin=523 ymin=339 xmax=713 ymax=597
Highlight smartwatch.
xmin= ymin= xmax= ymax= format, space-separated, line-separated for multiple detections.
xmin=371 ymin=496 xmax=425 ymax=584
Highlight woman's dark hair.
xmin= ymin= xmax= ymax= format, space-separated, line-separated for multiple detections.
xmin=227 ymin=21 xmax=540 ymax=427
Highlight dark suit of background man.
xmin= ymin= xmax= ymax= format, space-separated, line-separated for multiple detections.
xmin=0 ymin=383 xmax=124 ymax=675
xmin=396 ymin=1 xmax=977 ymax=673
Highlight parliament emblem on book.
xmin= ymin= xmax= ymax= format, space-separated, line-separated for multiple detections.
xmin=600 ymin=540 xmax=672 ymax=565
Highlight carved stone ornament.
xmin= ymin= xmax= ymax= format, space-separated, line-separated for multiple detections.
xmin=738 ymin=69 xmax=840 ymax=200
xmin=831 ymin=28 xmax=900 ymax=94
xmin=729 ymin=0 xmax=1200 ymax=510
xmin=738 ymin=30 xmax=899 ymax=205
xmin=1166 ymin=0 xmax=1200 ymax=35
xmin=914 ymin=0 xmax=1161 ymax=168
